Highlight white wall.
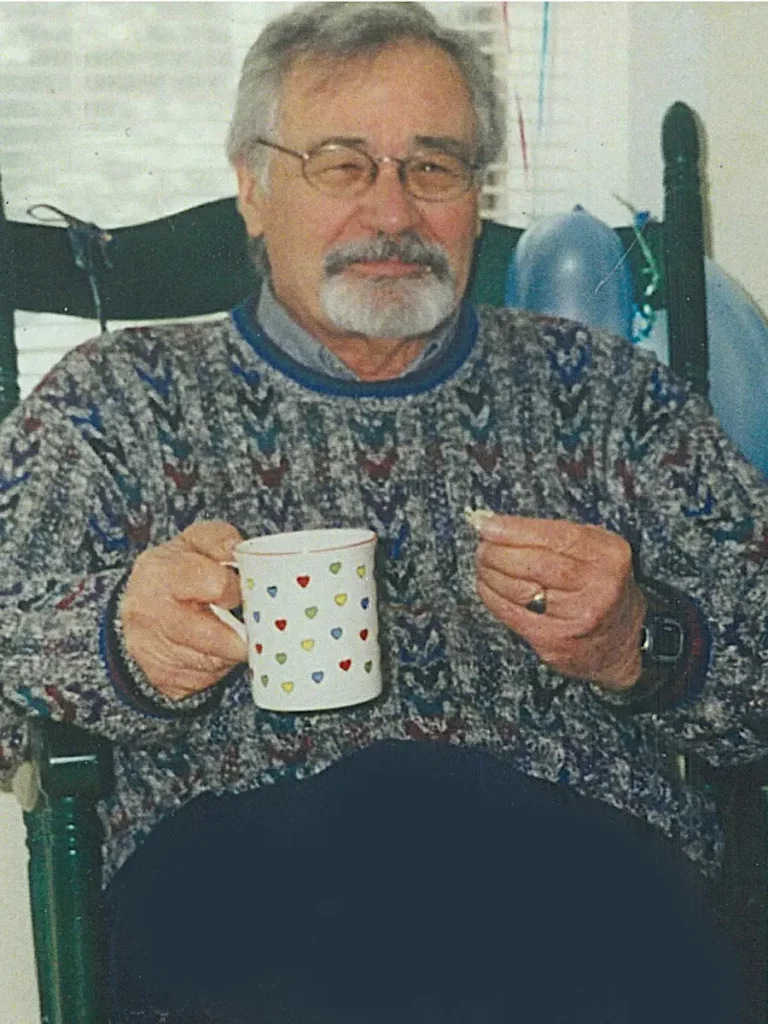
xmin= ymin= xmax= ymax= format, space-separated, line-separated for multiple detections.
xmin=701 ymin=3 xmax=768 ymax=311
xmin=627 ymin=2 xmax=768 ymax=311
xmin=0 ymin=795 xmax=39 ymax=1024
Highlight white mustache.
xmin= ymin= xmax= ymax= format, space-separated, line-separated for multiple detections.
xmin=323 ymin=232 xmax=452 ymax=282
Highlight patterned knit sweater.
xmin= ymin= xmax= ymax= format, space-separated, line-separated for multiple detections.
xmin=2 ymin=300 xmax=768 ymax=885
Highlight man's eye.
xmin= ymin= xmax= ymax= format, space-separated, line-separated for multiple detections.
xmin=412 ymin=159 xmax=458 ymax=177
xmin=326 ymin=160 xmax=368 ymax=174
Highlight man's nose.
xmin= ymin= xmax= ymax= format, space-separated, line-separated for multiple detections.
xmin=355 ymin=162 xmax=422 ymax=233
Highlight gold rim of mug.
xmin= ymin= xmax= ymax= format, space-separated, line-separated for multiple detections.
xmin=234 ymin=528 xmax=377 ymax=558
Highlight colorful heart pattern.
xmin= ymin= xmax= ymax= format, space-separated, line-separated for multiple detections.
xmin=244 ymin=552 xmax=376 ymax=699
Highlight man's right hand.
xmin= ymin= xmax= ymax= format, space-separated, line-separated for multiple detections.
xmin=121 ymin=521 xmax=248 ymax=700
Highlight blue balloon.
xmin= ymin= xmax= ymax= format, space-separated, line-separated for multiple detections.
xmin=638 ymin=261 xmax=768 ymax=478
xmin=505 ymin=207 xmax=634 ymax=339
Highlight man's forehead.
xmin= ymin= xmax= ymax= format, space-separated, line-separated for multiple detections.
xmin=276 ymin=42 xmax=477 ymax=147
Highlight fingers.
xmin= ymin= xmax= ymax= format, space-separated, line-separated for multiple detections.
xmin=475 ymin=514 xmax=628 ymax=563
xmin=175 ymin=520 xmax=244 ymax=562
xmin=121 ymin=521 xmax=247 ymax=700
xmin=473 ymin=516 xmax=634 ymax=611
xmin=472 ymin=514 xmax=644 ymax=690
xmin=147 ymin=597 xmax=247 ymax=664
xmin=164 ymin=550 xmax=241 ymax=607
xmin=477 ymin=564 xmax=561 ymax=615
xmin=476 ymin=541 xmax=585 ymax=599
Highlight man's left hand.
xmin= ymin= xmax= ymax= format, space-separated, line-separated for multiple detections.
xmin=474 ymin=515 xmax=647 ymax=691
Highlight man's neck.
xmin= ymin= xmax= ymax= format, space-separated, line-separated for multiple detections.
xmin=320 ymin=334 xmax=429 ymax=382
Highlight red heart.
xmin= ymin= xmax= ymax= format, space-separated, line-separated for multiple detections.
xmin=275 ymin=620 xmax=287 ymax=631
xmin=254 ymin=643 xmax=263 ymax=654
xmin=339 ymin=659 xmax=352 ymax=671
xmin=359 ymin=629 xmax=369 ymax=641
xmin=296 ymin=576 xmax=310 ymax=588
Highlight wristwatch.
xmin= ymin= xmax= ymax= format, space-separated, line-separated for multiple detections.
xmin=639 ymin=612 xmax=686 ymax=669
xmin=621 ymin=578 xmax=707 ymax=712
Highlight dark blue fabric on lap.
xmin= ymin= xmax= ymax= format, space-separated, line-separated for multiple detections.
xmin=105 ymin=740 xmax=743 ymax=1023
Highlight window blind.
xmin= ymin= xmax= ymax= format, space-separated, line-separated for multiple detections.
xmin=0 ymin=1 xmax=629 ymax=397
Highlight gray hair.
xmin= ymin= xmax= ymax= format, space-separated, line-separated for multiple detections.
xmin=226 ymin=2 xmax=504 ymax=176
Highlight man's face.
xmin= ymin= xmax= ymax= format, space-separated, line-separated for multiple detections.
xmin=236 ymin=41 xmax=481 ymax=346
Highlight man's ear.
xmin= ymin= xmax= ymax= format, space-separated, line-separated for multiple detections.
xmin=234 ymin=158 xmax=265 ymax=238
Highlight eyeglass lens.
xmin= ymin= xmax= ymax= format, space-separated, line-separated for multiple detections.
xmin=303 ymin=146 xmax=472 ymax=200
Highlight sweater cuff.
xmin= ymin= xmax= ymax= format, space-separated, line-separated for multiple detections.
xmin=101 ymin=574 xmax=225 ymax=719
xmin=606 ymin=579 xmax=711 ymax=715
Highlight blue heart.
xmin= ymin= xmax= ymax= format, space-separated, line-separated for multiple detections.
xmin=312 ymin=671 xmax=324 ymax=683
xmin=267 ymin=586 xmax=278 ymax=598
xmin=361 ymin=597 xmax=370 ymax=610
xmin=252 ymin=610 xmax=261 ymax=623
xmin=330 ymin=627 xmax=343 ymax=639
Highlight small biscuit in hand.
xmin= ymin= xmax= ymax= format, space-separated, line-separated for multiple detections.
xmin=464 ymin=507 xmax=495 ymax=532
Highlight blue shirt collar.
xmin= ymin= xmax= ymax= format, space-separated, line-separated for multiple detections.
xmin=232 ymin=291 xmax=478 ymax=400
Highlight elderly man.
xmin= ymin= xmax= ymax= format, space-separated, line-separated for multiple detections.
xmin=0 ymin=3 xmax=763 ymax=1021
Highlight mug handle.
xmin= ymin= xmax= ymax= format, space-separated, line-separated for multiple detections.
xmin=209 ymin=560 xmax=247 ymax=643
xmin=209 ymin=602 xmax=247 ymax=643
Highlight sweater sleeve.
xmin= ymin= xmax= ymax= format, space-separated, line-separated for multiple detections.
xmin=0 ymin=339 xmax=223 ymax=756
xmin=597 ymin=344 xmax=768 ymax=767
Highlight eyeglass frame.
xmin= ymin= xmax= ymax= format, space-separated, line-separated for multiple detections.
xmin=250 ymin=137 xmax=483 ymax=203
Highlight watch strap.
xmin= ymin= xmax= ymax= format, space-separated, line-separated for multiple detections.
xmin=621 ymin=578 xmax=711 ymax=714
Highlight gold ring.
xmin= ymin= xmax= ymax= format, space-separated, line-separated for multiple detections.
xmin=525 ymin=590 xmax=547 ymax=615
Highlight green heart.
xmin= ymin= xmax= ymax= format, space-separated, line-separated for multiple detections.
xmin=329 ymin=561 xmax=342 ymax=575
xmin=305 ymin=606 xmax=318 ymax=619
xmin=275 ymin=653 xmax=287 ymax=665
xmin=260 ymin=674 xmax=269 ymax=687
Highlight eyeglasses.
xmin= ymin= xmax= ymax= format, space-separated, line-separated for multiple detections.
xmin=252 ymin=138 xmax=480 ymax=203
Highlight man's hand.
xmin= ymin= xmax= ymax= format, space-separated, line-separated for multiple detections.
xmin=474 ymin=515 xmax=646 ymax=691
xmin=121 ymin=521 xmax=247 ymax=700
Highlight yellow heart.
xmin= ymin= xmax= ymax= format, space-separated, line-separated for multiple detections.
xmin=356 ymin=565 xmax=366 ymax=578
xmin=301 ymin=638 xmax=315 ymax=651
xmin=334 ymin=593 xmax=348 ymax=606
xmin=281 ymin=681 xmax=294 ymax=693
xmin=245 ymin=577 xmax=255 ymax=590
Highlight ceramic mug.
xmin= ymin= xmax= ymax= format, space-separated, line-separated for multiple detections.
xmin=211 ymin=528 xmax=381 ymax=712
